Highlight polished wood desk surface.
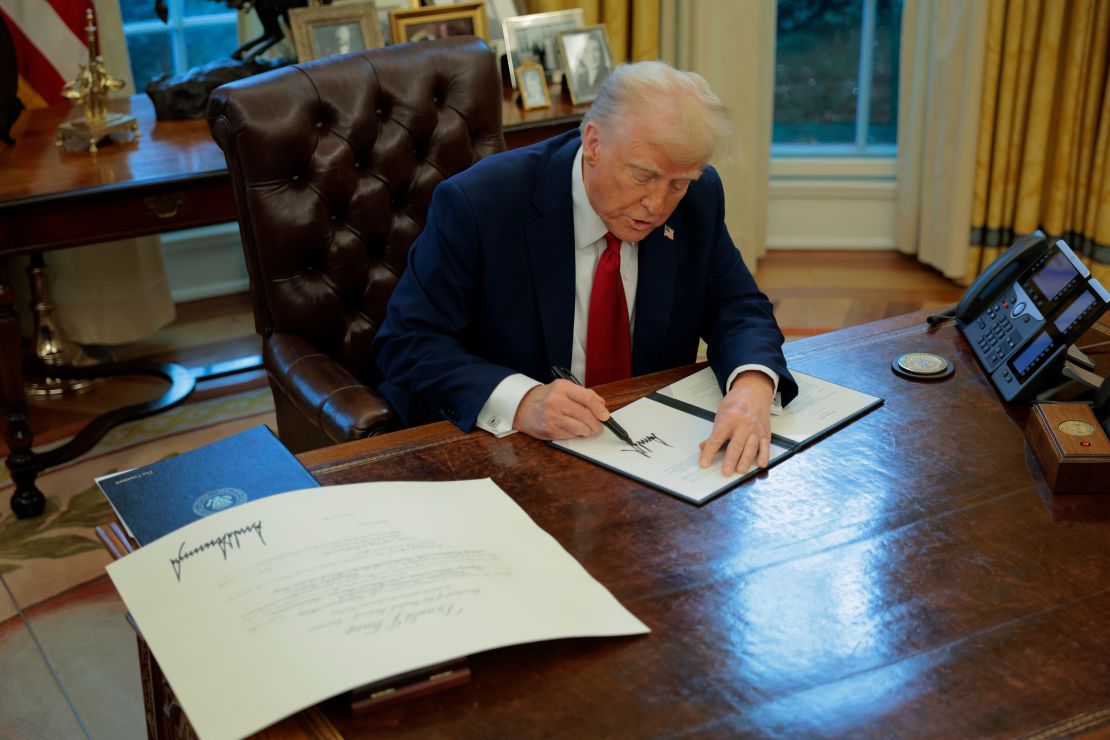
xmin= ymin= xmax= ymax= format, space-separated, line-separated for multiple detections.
xmin=0 ymin=96 xmax=227 ymax=205
xmin=232 ymin=310 xmax=1109 ymax=739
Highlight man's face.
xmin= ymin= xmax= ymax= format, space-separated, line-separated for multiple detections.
xmin=580 ymin=118 xmax=703 ymax=244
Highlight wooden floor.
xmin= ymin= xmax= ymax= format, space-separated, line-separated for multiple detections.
xmin=8 ymin=249 xmax=965 ymax=452
xmin=758 ymin=249 xmax=965 ymax=336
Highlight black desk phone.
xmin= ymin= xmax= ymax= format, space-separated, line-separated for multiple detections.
xmin=955 ymin=233 xmax=1110 ymax=403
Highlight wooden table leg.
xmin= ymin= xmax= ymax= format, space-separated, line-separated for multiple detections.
xmin=0 ymin=256 xmax=45 ymax=518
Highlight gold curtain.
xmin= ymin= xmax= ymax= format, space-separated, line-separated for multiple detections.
xmin=525 ymin=0 xmax=659 ymax=61
xmin=968 ymin=0 xmax=1110 ymax=287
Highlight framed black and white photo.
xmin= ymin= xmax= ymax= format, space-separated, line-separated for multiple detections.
xmin=559 ymin=25 xmax=612 ymax=105
xmin=289 ymin=1 xmax=383 ymax=61
xmin=502 ymin=8 xmax=584 ymax=88
xmin=516 ymin=59 xmax=551 ymax=110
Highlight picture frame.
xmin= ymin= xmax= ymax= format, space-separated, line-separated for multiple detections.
xmin=502 ymin=8 xmax=584 ymax=88
xmin=390 ymin=2 xmax=488 ymax=45
xmin=516 ymin=60 xmax=551 ymax=110
xmin=289 ymin=1 xmax=384 ymax=62
xmin=367 ymin=0 xmax=420 ymax=44
xmin=424 ymin=0 xmax=523 ymax=57
xmin=558 ymin=25 xmax=613 ymax=105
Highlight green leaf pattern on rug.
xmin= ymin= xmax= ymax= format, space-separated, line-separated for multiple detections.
xmin=0 ymin=483 xmax=113 ymax=572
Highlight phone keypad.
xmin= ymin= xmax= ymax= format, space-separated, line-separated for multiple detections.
xmin=971 ymin=295 xmax=1022 ymax=369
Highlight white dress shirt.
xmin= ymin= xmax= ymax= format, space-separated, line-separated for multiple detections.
xmin=475 ymin=146 xmax=778 ymax=436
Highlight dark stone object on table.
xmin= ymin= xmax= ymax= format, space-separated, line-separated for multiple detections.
xmin=146 ymin=56 xmax=295 ymax=120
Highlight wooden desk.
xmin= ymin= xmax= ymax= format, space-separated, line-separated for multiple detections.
xmin=0 ymin=90 xmax=583 ymax=516
xmin=120 ymin=311 xmax=1110 ymax=738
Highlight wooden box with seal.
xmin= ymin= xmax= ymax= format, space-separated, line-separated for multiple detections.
xmin=1025 ymin=402 xmax=1110 ymax=494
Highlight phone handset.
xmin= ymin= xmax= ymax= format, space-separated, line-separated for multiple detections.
xmin=954 ymin=232 xmax=1048 ymax=325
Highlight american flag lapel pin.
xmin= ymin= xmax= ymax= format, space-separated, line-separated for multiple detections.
xmin=663 ymin=225 xmax=675 ymax=240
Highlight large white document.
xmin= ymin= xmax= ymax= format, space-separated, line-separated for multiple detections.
xmin=106 ymin=479 xmax=648 ymax=740
xmin=554 ymin=367 xmax=882 ymax=504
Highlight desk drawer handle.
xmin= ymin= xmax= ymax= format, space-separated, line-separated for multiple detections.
xmin=144 ymin=194 xmax=184 ymax=219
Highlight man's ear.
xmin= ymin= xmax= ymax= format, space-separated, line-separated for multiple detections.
xmin=581 ymin=121 xmax=601 ymax=165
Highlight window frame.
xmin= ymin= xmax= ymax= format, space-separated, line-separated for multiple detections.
xmin=772 ymin=0 xmax=898 ymax=159
xmin=121 ymin=0 xmax=237 ymax=81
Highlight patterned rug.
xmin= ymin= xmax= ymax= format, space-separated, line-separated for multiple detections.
xmin=0 ymin=388 xmax=277 ymax=617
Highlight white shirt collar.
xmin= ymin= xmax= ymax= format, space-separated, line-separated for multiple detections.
xmin=571 ymin=145 xmax=610 ymax=251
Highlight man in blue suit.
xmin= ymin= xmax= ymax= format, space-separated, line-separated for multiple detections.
xmin=373 ymin=60 xmax=797 ymax=476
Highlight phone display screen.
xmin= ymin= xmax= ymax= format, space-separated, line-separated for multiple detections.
xmin=1053 ymin=290 xmax=1095 ymax=333
xmin=1031 ymin=252 xmax=1077 ymax=301
xmin=1012 ymin=330 xmax=1054 ymax=377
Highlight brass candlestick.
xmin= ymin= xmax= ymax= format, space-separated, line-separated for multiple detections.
xmin=55 ymin=9 xmax=138 ymax=154
xmin=24 ymin=254 xmax=110 ymax=398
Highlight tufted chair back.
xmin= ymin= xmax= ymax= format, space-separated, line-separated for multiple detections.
xmin=207 ymin=37 xmax=505 ymax=453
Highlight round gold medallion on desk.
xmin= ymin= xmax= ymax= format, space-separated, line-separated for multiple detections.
xmin=891 ymin=352 xmax=955 ymax=381
xmin=1058 ymin=420 xmax=1096 ymax=437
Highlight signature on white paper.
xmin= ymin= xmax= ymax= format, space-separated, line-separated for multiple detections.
xmin=622 ymin=433 xmax=673 ymax=458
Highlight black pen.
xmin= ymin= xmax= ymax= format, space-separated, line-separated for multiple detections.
xmin=551 ymin=366 xmax=635 ymax=446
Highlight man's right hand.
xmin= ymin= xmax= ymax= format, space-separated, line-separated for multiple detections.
xmin=513 ymin=379 xmax=611 ymax=440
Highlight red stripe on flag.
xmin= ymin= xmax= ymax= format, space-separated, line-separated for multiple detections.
xmin=45 ymin=0 xmax=95 ymax=44
xmin=0 ymin=9 xmax=69 ymax=106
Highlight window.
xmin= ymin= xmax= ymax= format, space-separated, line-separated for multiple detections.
xmin=773 ymin=0 xmax=903 ymax=156
xmin=120 ymin=0 xmax=238 ymax=92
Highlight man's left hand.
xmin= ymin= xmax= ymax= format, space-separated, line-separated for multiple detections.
xmin=698 ymin=370 xmax=774 ymax=476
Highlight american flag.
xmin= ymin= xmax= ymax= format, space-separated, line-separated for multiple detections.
xmin=1 ymin=0 xmax=94 ymax=107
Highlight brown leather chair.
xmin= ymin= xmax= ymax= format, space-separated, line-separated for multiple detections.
xmin=208 ymin=38 xmax=505 ymax=453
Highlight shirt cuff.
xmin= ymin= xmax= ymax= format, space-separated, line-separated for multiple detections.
xmin=475 ymin=373 xmax=542 ymax=438
xmin=726 ymin=365 xmax=783 ymax=415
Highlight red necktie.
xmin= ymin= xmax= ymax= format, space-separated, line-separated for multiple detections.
xmin=585 ymin=232 xmax=631 ymax=386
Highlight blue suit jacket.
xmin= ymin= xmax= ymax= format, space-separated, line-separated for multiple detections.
xmin=372 ymin=130 xmax=797 ymax=429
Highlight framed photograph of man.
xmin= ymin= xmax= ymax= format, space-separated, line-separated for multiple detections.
xmin=559 ymin=25 xmax=613 ymax=105
xmin=516 ymin=60 xmax=551 ymax=111
xmin=390 ymin=2 xmax=487 ymax=44
xmin=502 ymin=8 xmax=584 ymax=88
xmin=289 ymin=1 xmax=383 ymax=62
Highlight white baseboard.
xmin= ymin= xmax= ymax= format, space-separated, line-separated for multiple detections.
xmin=160 ymin=223 xmax=249 ymax=303
xmin=767 ymin=158 xmax=898 ymax=251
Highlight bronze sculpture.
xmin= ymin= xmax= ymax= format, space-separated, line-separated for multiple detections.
xmin=154 ymin=0 xmax=325 ymax=61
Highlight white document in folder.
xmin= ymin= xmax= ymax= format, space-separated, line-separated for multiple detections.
xmin=552 ymin=397 xmax=793 ymax=504
xmin=552 ymin=367 xmax=882 ymax=504
xmin=106 ymin=479 xmax=648 ymax=740
xmin=658 ymin=366 xmax=881 ymax=444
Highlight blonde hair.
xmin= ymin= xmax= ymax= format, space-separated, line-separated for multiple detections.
xmin=580 ymin=60 xmax=733 ymax=164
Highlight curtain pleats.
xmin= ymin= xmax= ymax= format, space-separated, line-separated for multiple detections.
xmin=967 ymin=0 xmax=1110 ymax=285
